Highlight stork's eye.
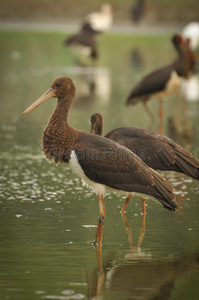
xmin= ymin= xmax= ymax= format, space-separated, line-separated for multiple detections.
xmin=55 ymin=82 xmax=61 ymax=88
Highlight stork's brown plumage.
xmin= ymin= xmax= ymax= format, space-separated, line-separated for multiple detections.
xmin=22 ymin=77 xmax=177 ymax=246
xmin=90 ymin=113 xmax=199 ymax=212
xmin=126 ymin=34 xmax=197 ymax=120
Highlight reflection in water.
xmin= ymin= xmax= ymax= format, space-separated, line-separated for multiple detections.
xmin=74 ymin=73 xmax=96 ymax=107
xmin=167 ymin=96 xmax=193 ymax=149
xmin=130 ymin=48 xmax=144 ymax=73
xmin=93 ymin=68 xmax=111 ymax=104
xmin=167 ymin=116 xmax=193 ymax=149
xmin=87 ymin=212 xmax=147 ymax=299
xmin=121 ymin=212 xmax=146 ymax=254
xmin=87 ymin=213 xmax=199 ymax=300
xmin=104 ymin=253 xmax=199 ymax=300
xmin=74 ymin=67 xmax=111 ymax=107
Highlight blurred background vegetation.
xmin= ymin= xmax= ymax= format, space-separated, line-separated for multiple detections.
xmin=0 ymin=0 xmax=198 ymax=26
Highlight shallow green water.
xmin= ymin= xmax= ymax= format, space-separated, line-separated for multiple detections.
xmin=0 ymin=30 xmax=199 ymax=300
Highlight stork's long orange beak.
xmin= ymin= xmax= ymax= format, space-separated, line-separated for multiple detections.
xmin=22 ymin=88 xmax=56 ymax=115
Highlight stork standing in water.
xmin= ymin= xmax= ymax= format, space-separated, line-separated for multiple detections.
xmin=65 ymin=3 xmax=113 ymax=66
xmin=22 ymin=77 xmax=176 ymax=246
xmin=90 ymin=113 xmax=199 ymax=214
xmin=126 ymin=35 xmax=197 ymax=123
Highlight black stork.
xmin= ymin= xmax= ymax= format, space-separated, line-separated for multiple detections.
xmin=65 ymin=4 xmax=113 ymax=66
xmin=126 ymin=34 xmax=197 ymax=121
xmin=22 ymin=77 xmax=177 ymax=246
xmin=90 ymin=113 xmax=199 ymax=213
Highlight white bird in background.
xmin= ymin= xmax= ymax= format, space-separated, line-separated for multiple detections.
xmin=182 ymin=22 xmax=199 ymax=50
xmin=81 ymin=3 xmax=113 ymax=34
xmin=181 ymin=74 xmax=199 ymax=102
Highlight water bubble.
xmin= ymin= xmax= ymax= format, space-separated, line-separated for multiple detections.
xmin=16 ymin=214 xmax=22 ymax=218
xmin=11 ymin=51 xmax=21 ymax=60
xmin=82 ymin=225 xmax=97 ymax=228
xmin=35 ymin=291 xmax=46 ymax=295
xmin=61 ymin=290 xmax=74 ymax=295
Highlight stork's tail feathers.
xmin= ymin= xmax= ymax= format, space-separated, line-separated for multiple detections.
xmin=150 ymin=168 xmax=177 ymax=211
xmin=174 ymin=147 xmax=199 ymax=180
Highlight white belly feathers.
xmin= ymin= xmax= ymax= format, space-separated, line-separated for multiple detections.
xmin=69 ymin=150 xmax=107 ymax=196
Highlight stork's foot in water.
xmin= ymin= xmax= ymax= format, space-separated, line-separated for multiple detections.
xmin=98 ymin=215 xmax=105 ymax=223
xmin=92 ymin=216 xmax=105 ymax=246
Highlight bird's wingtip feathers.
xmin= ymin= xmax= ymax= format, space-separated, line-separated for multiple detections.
xmin=162 ymin=200 xmax=177 ymax=211
xmin=150 ymin=167 xmax=177 ymax=211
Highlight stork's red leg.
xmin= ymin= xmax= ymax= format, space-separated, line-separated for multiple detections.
xmin=158 ymin=98 xmax=163 ymax=118
xmin=93 ymin=195 xmax=106 ymax=246
xmin=122 ymin=195 xmax=146 ymax=215
xmin=142 ymin=99 xmax=155 ymax=121
xmin=158 ymin=98 xmax=163 ymax=133
xmin=141 ymin=197 xmax=146 ymax=215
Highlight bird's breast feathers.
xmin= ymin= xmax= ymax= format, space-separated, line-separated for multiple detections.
xmin=165 ymin=71 xmax=183 ymax=94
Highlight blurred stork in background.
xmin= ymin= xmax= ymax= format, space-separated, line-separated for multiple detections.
xmin=65 ymin=27 xmax=98 ymax=66
xmin=130 ymin=0 xmax=146 ymax=24
xmin=64 ymin=3 xmax=113 ymax=66
xmin=126 ymin=34 xmax=197 ymax=133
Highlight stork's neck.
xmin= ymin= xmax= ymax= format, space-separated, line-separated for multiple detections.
xmin=91 ymin=121 xmax=103 ymax=136
xmin=50 ymin=98 xmax=71 ymax=124
xmin=175 ymin=48 xmax=195 ymax=77
xmin=42 ymin=97 xmax=76 ymax=164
